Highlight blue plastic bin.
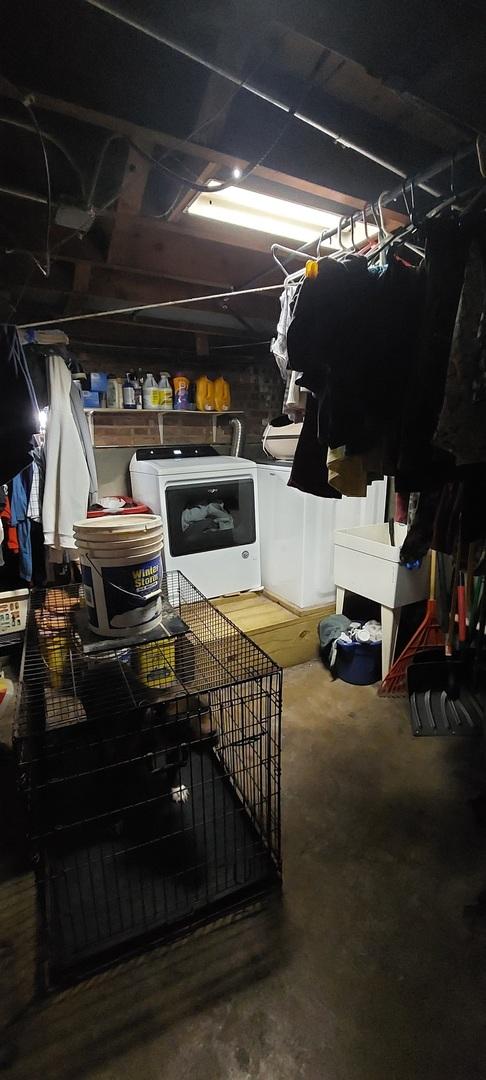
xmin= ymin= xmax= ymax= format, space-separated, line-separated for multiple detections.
xmin=335 ymin=639 xmax=381 ymax=685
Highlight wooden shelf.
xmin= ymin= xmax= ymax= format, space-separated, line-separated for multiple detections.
xmin=84 ymin=408 xmax=243 ymax=416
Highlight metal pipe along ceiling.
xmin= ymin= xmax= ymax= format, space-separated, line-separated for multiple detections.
xmin=83 ymin=0 xmax=443 ymax=196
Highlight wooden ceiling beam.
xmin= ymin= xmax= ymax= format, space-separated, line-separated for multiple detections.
xmin=6 ymin=87 xmax=388 ymax=216
xmin=107 ymin=212 xmax=274 ymax=287
xmin=87 ymin=265 xmax=276 ymax=319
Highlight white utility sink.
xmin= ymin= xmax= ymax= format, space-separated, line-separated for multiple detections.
xmin=334 ymin=522 xmax=430 ymax=678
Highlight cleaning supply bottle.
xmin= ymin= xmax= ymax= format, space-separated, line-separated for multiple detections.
xmin=188 ymin=380 xmax=196 ymax=410
xmin=106 ymin=375 xmax=119 ymax=409
xmin=142 ymin=373 xmax=159 ymax=410
xmin=158 ymin=372 xmax=173 ymax=411
xmin=173 ymin=374 xmax=190 ymax=410
xmin=196 ymin=375 xmax=215 ymax=412
xmin=122 ymin=373 xmax=136 ymax=409
xmin=133 ymin=371 xmax=143 ymax=410
xmin=214 ymin=376 xmax=231 ymax=411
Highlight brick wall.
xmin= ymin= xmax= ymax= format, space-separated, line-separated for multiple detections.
xmin=79 ymin=350 xmax=283 ymax=457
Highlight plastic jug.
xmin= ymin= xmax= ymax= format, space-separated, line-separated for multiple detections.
xmin=106 ymin=375 xmax=120 ymax=409
xmin=142 ymin=373 xmax=159 ymax=410
xmin=196 ymin=375 xmax=215 ymax=412
xmin=158 ymin=372 xmax=173 ymax=411
xmin=214 ymin=376 xmax=231 ymax=411
xmin=173 ymin=374 xmax=190 ymax=410
xmin=122 ymin=373 xmax=136 ymax=409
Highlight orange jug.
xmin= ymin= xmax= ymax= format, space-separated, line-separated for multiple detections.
xmin=195 ymin=375 xmax=215 ymax=412
xmin=214 ymin=376 xmax=231 ymax=411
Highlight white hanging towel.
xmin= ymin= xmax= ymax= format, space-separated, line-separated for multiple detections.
xmin=43 ymin=354 xmax=90 ymax=551
xmin=270 ymin=283 xmax=299 ymax=379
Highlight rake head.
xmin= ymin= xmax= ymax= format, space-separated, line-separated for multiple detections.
xmin=378 ymin=600 xmax=445 ymax=697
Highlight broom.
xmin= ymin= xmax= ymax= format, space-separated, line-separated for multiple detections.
xmin=378 ymin=550 xmax=445 ymax=696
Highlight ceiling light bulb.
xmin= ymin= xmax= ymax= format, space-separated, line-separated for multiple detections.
xmin=232 ymin=167 xmax=242 ymax=179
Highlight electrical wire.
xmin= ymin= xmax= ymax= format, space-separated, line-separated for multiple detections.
xmin=18 ymin=97 xmax=51 ymax=276
xmin=85 ymin=34 xmax=286 ymax=217
xmin=0 ymin=80 xmax=52 ymax=276
xmin=87 ymin=132 xmax=126 ymax=206
xmin=0 ymin=114 xmax=85 ymax=200
xmin=133 ymin=47 xmax=329 ymax=195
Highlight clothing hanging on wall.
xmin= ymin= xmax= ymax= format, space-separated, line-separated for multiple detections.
xmin=10 ymin=467 xmax=33 ymax=582
xmin=70 ymin=380 xmax=98 ymax=504
xmin=43 ymin=353 xmax=90 ymax=553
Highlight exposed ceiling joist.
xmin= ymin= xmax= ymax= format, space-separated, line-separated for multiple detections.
xmin=0 ymin=84 xmax=416 ymax=214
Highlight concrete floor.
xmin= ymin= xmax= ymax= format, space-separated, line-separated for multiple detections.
xmin=3 ymin=661 xmax=486 ymax=1079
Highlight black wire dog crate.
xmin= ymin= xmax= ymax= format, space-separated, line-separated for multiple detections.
xmin=14 ymin=573 xmax=282 ymax=988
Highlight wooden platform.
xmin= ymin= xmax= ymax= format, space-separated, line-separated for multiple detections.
xmin=212 ymin=592 xmax=334 ymax=668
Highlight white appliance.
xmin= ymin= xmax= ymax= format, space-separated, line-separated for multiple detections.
xmin=130 ymin=446 xmax=261 ymax=598
xmin=257 ymin=464 xmax=386 ymax=609
xmin=262 ymin=419 xmax=303 ymax=461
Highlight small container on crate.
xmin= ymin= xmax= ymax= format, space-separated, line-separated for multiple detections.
xmin=136 ymin=640 xmax=176 ymax=689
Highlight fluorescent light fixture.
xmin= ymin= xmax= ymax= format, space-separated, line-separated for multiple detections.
xmin=187 ymin=184 xmax=376 ymax=245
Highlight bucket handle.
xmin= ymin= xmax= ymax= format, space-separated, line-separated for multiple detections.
xmin=84 ymin=555 xmax=161 ymax=609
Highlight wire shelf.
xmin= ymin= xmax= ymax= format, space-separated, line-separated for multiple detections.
xmin=14 ymin=573 xmax=282 ymax=987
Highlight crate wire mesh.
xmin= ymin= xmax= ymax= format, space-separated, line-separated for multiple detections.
xmin=14 ymin=573 xmax=282 ymax=987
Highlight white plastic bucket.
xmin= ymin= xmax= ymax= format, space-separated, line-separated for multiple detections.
xmin=74 ymin=514 xmax=161 ymax=541
xmin=74 ymin=515 xmax=164 ymax=638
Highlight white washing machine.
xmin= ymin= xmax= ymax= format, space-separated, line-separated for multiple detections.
xmin=130 ymin=446 xmax=261 ymax=598
xmin=257 ymin=463 xmax=386 ymax=609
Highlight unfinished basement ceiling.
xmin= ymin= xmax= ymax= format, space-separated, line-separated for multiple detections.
xmin=0 ymin=0 xmax=485 ymax=354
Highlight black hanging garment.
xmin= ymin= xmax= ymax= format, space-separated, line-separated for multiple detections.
xmin=287 ymin=256 xmax=395 ymax=497
xmin=0 ymin=325 xmax=39 ymax=485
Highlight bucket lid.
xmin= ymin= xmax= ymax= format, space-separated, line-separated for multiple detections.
xmin=74 ymin=514 xmax=162 ymax=537
xmin=75 ymin=533 xmax=163 ymax=547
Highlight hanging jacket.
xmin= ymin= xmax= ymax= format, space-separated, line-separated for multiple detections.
xmin=0 ymin=326 xmax=39 ymax=485
xmin=10 ymin=467 xmax=33 ymax=582
xmin=70 ymin=379 xmax=98 ymax=504
xmin=43 ymin=354 xmax=90 ymax=550
xmin=0 ymin=492 xmax=19 ymax=554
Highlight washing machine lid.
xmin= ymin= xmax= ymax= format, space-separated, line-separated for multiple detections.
xmin=137 ymin=444 xmax=219 ymax=461
xmin=129 ymin=445 xmax=255 ymax=475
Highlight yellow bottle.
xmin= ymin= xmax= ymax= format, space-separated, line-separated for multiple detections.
xmin=195 ymin=375 xmax=215 ymax=412
xmin=214 ymin=376 xmax=231 ymax=411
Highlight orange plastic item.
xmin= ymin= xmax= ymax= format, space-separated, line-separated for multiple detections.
xmin=214 ymin=376 xmax=231 ymax=412
xmin=305 ymin=259 xmax=319 ymax=279
xmin=173 ymin=374 xmax=190 ymax=410
xmin=195 ymin=375 xmax=215 ymax=412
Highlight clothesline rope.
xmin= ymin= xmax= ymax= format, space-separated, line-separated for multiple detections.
xmin=17 ymin=283 xmax=285 ymax=330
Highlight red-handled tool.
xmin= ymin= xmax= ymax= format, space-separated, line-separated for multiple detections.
xmin=458 ymin=571 xmax=467 ymax=646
